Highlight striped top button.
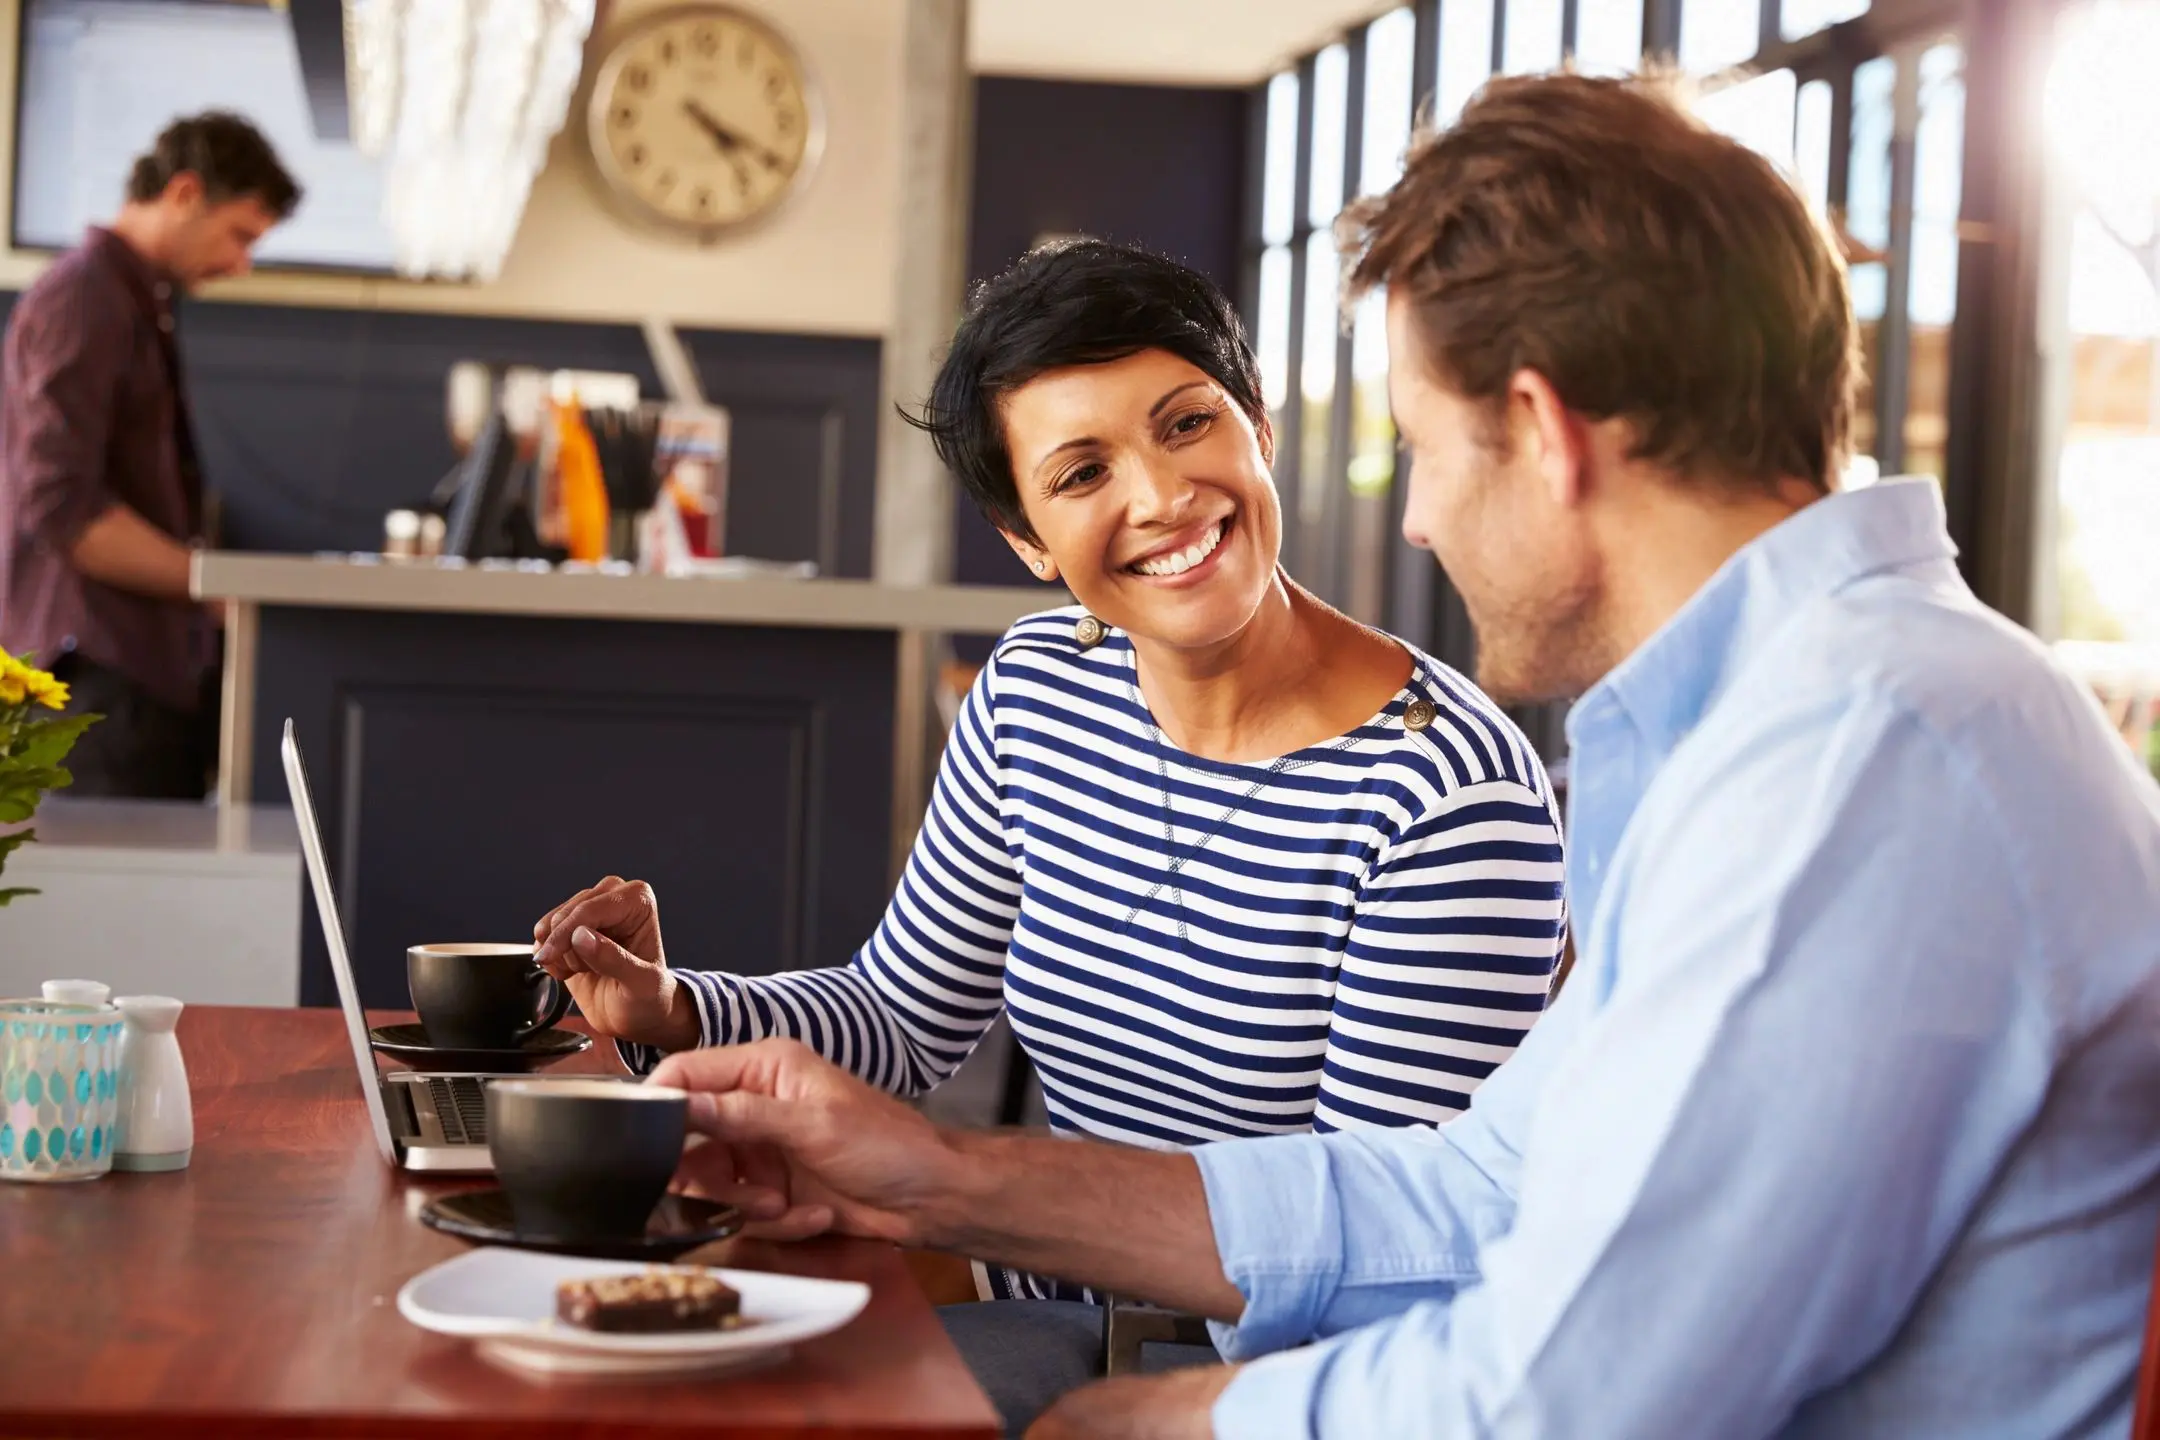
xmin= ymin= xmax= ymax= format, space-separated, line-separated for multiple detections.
xmin=1404 ymin=698 xmax=1437 ymax=731
xmin=1074 ymin=615 xmax=1106 ymax=648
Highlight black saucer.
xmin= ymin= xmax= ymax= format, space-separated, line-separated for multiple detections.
xmin=369 ymin=1023 xmax=592 ymax=1074
xmin=420 ymin=1188 xmax=744 ymax=1260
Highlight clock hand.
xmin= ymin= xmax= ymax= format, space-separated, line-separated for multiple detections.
xmin=680 ymin=98 xmax=734 ymax=152
xmin=681 ymin=98 xmax=726 ymax=145
xmin=708 ymin=118 xmax=787 ymax=172
xmin=680 ymin=98 xmax=787 ymax=172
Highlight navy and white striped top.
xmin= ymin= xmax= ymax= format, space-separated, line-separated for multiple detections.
xmin=632 ymin=607 xmax=1566 ymax=1296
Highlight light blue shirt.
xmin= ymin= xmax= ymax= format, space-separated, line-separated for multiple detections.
xmin=1199 ymin=480 xmax=2160 ymax=1439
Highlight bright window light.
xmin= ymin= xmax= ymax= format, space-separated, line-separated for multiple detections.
xmin=2045 ymin=0 xmax=2160 ymax=252
xmin=1361 ymin=8 xmax=1417 ymax=195
xmin=1505 ymin=0 xmax=1565 ymax=75
xmin=1261 ymin=71 xmax=1300 ymax=247
xmin=1695 ymin=69 xmax=1799 ymax=176
xmin=1308 ymin=44 xmax=1349 ymax=226
xmin=1436 ymin=0 xmax=1494 ymax=125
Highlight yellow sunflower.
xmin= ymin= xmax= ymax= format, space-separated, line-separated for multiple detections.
xmin=0 ymin=651 xmax=64 ymax=710
xmin=22 ymin=671 xmax=66 ymax=711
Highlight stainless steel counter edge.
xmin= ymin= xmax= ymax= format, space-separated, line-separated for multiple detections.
xmin=193 ymin=552 xmax=1066 ymax=635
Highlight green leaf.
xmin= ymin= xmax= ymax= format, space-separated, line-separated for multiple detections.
xmin=11 ymin=713 xmax=97 ymax=770
xmin=4 ymin=767 xmax=68 ymax=790
xmin=0 ymin=773 xmax=63 ymax=823
xmin=0 ymin=830 xmax=32 ymax=896
xmin=0 ymin=887 xmax=40 ymax=906
xmin=0 ymin=828 xmax=35 ymax=869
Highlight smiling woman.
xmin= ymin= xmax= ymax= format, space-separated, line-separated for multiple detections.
xmin=535 ymin=241 xmax=1566 ymax=1309
xmin=983 ymin=349 xmax=1283 ymax=662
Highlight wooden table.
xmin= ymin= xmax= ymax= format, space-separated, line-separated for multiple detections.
xmin=0 ymin=1006 xmax=999 ymax=1438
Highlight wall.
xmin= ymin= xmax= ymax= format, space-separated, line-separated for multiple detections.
xmin=0 ymin=287 xmax=885 ymax=565
xmin=0 ymin=0 xmax=903 ymax=336
xmin=966 ymin=77 xmax=1247 ymax=299
xmin=181 ymin=305 xmax=884 ymax=566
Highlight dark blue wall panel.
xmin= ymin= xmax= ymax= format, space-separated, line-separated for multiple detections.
xmin=967 ymin=77 xmax=1249 ymax=300
xmin=256 ymin=605 xmax=897 ymax=1009
xmin=178 ymin=303 xmax=660 ymax=555
xmin=0 ymin=287 xmax=881 ymax=575
xmin=678 ymin=329 xmax=883 ymax=581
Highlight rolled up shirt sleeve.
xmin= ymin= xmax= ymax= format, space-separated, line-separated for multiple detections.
xmin=1196 ymin=977 xmax=1579 ymax=1362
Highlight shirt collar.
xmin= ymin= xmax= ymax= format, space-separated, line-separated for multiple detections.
xmin=1568 ymin=479 xmax=1959 ymax=759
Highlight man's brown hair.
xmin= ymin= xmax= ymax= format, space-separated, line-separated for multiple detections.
xmin=1343 ymin=71 xmax=1857 ymax=491
xmin=127 ymin=111 xmax=302 ymax=219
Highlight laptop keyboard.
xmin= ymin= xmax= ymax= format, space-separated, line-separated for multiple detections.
xmin=426 ymin=1077 xmax=490 ymax=1145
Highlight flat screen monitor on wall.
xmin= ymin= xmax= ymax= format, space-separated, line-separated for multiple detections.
xmin=13 ymin=0 xmax=399 ymax=273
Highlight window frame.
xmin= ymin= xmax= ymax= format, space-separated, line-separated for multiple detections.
xmin=1243 ymin=0 xmax=2030 ymax=764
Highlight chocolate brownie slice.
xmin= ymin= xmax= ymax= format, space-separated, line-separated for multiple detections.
xmin=555 ymin=1269 xmax=744 ymax=1333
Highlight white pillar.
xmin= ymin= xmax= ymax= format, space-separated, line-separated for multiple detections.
xmin=875 ymin=0 xmax=972 ymax=876
xmin=875 ymin=0 xmax=970 ymax=590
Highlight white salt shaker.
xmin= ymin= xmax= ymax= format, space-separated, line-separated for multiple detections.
xmin=112 ymin=996 xmax=191 ymax=1172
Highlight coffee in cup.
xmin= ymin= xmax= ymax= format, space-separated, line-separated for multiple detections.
xmin=486 ymin=1078 xmax=688 ymax=1242
xmin=407 ymin=944 xmax=571 ymax=1051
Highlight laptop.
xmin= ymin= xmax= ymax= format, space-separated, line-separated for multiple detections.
xmin=282 ymin=719 xmax=495 ymax=1173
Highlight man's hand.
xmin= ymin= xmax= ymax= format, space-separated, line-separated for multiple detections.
xmin=650 ymin=1040 xmax=1246 ymax=1319
xmin=650 ymin=1039 xmax=959 ymax=1244
xmin=1027 ymin=1368 xmax=1236 ymax=1440
xmin=534 ymin=877 xmax=699 ymax=1051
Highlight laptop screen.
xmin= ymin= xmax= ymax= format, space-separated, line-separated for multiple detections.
xmin=280 ymin=720 xmax=400 ymax=1164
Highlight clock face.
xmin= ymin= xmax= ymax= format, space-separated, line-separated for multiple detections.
xmin=587 ymin=7 xmax=819 ymax=236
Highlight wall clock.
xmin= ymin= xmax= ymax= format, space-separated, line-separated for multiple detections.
xmin=586 ymin=6 xmax=822 ymax=240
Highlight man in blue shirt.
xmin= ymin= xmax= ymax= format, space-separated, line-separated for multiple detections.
xmin=639 ymin=73 xmax=2160 ymax=1437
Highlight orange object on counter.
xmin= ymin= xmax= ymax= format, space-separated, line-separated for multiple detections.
xmin=552 ymin=399 xmax=610 ymax=563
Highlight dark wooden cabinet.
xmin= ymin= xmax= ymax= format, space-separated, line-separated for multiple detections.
xmin=248 ymin=606 xmax=896 ymax=1009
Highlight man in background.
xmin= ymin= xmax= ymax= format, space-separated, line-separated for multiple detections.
xmin=0 ymin=111 xmax=299 ymax=797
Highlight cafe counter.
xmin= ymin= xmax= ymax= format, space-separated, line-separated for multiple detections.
xmin=193 ymin=552 xmax=1053 ymax=1012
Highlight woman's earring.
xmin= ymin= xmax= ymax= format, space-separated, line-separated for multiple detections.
xmin=1032 ymin=560 xmax=1046 ymax=574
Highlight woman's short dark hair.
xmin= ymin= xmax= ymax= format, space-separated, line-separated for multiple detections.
xmin=908 ymin=240 xmax=1266 ymax=540
xmin=127 ymin=112 xmax=302 ymax=219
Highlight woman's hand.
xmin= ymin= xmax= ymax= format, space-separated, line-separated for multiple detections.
xmin=533 ymin=877 xmax=701 ymax=1051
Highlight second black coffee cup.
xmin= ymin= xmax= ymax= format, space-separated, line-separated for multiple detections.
xmin=486 ymin=1078 xmax=688 ymax=1242
xmin=407 ymin=943 xmax=571 ymax=1050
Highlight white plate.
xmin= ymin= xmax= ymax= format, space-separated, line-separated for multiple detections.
xmin=398 ymin=1247 xmax=871 ymax=1379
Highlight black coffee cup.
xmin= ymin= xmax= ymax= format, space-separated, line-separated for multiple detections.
xmin=407 ymin=943 xmax=572 ymax=1051
xmin=486 ymin=1079 xmax=689 ymax=1242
